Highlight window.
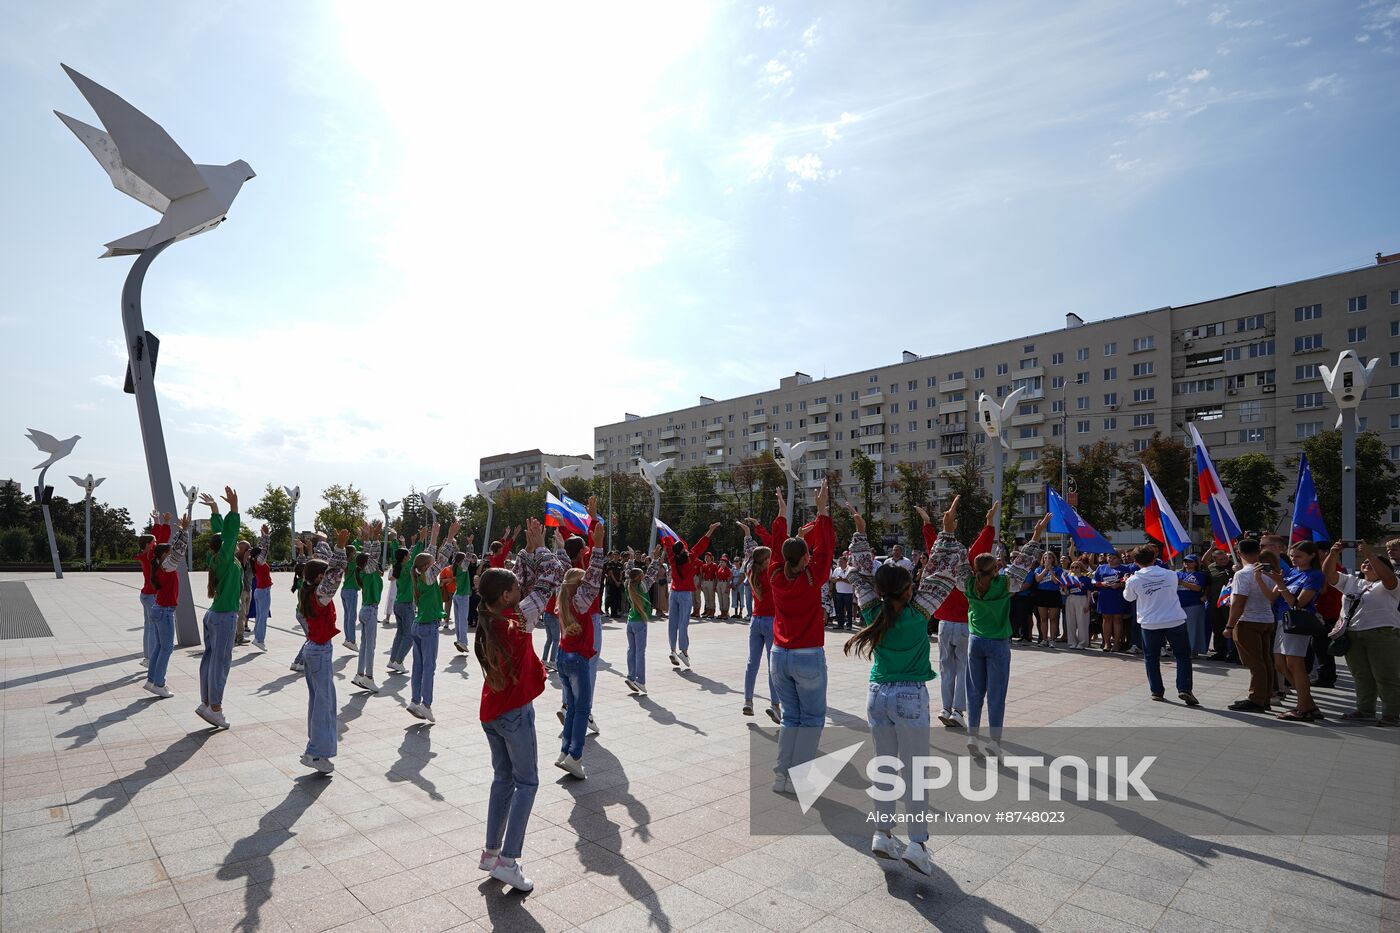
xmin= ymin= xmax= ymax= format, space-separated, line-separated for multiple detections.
xmin=835 ymin=393 xmax=843 ymax=403
xmin=1018 ymin=427 xmax=1039 ymax=439
xmin=1051 ymin=399 xmax=1065 ymax=413
xmin=1295 ymin=304 xmax=1322 ymax=322
xmin=1391 ymin=289 xmax=1399 ymax=305
xmin=1133 ymin=388 xmax=1156 ymax=402
xmin=1349 ymin=295 xmax=1368 ymax=313
xmin=1077 ymin=420 xmax=1091 ymax=434
xmin=1248 ymin=340 xmax=1275 ymax=358
xmin=1238 ymin=400 xmax=1261 ymax=423
xmin=1132 ymin=362 xmax=1155 ymax=377
xmin=1184 ymin=322 xmax=1225 ymax=339
xmin=1019 ymin=358 xmax=1038 ymax=370
xmin=1011 ymin=376 xmax=1043 ymax=397
xmin=1296 ymin=421 xmax=1322 ymax=439
xmin=926 ymin=397 xmax=936 ymax=408
xmin=1295 ymin=334 xmax=1323 ymax=352
xmin=947 ymin=392 xmax=964 ymax=402
xmin=1132 ymin=336 xmax=1155 ymax=351
xmin=909 ymin=421 xmax=917 ymax=432
xmin=907 ymin=380 xmax=917 ymax=391
xmin=785 ymin=403 xmax=793 ymax=412
xmin=1348 ymin=326 xmax=1367 ymax=343
xmin=908 ymin=399 xmax=918 ymax=410
xmin=1392 ymin=383 xmax=1400 ymax=399
xmin=1051 ymin=423 xmax=1063 ymax=437
xmin=1187 ymin=350 xmax=1226 ymax=368
xmin=1076 ymin=396 xmax=1089 ymax=410
xmin=1391 ymin=445 xmax=1400 ymax=461
xmin=1392 ymin=414 xmax=1400 ymax=430
xmin=1393 ymin=321 xmax=1400 ymax=337
xmin=1104 ymin=392 xmax=1118 ymax=407
xmin=1103 ymin=417 xmax=1117 ymax=430
xmin=1132 ymin=439 xmax=1150 ymax=453
xmin=888 ymin=384 xmax=898 ymax=394
xmin=925 ymin=377 xmax=936 ymax=388
xmin=1174 ymin=379 xmax=1219 ymax=395
xmin=1391 ymin=352 xmax=1400 ymax=367
xmin=1238 ymin=428 xmax=1266 ymax=444
xmin=1236 ymin=314 xmax=1265 ymax=332
xmin=868 ymin=375 xmax=879 ymax=383
xmin=1296 ymin=392 xmax=1323 ymax=410
xmin=1105 ymin=342 xmax=1117 ymax=356
xmin=1132 ymin=413 xmax=1155 ymax=428
xmin=947 ymin=371 xmax=964 ymax=380
xmin=1051 ymin=376 xmax=1065 ymax=389
xmin=888 ymin=442 xmax=899 ymax=453
xmin=1051 ymin=352 xmax=1064 ymax=365
xmin=1223 ymin=347 xmax=1241 ymax=362
xmin=1103 ymin=367 xmax=1116 ymax=381
xmin=1296 ymin=363 xmax=1320 ymax=380
xmin=973 ymin=367 xmax=985 ymax=379
xmin=926 ymin=439 xmax=937 ymax=451
xmin=1077 ymin=347 xmax=1089 ymax=361
xmin=890 ymin=402 xmax=900 ymax=413
xmin=996 ymin=363 xmax=1008 ymax=376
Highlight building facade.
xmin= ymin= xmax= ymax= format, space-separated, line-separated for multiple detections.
xmin=594 ymin=255 xmax=1400 ymax=538
xmin=478 ymin=450 xmax=594 ymax=493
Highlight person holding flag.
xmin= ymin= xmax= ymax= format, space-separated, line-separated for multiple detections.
xmin=1189 ymin=423 xmax=1243 ymax=554
xmin=1291 ymin=454 xmax=1330 ymax=545
xmin=1143 ymin=467 xmax=1190 ymax=564
xmin=661 ymin=519 xmax=718 ymax=670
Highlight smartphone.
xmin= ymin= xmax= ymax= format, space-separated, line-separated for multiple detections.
xmin=1336 ymin=540 xmax=1360 ymax=548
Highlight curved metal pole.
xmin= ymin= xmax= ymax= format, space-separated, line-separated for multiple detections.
xmin=121 ymin=239 xmax=198 ymax=645
xmin=649 ymin=486 xmax=661 ymax=551
xmin=36 ymin=464 xmax=62 ymax=579
xmin=83 ymin=492 xmax=92 ymax=571
xmin=482 ymin=501 xmax=495 ymax=566
xmin=785 ymin=475 xmax=795 ymax=527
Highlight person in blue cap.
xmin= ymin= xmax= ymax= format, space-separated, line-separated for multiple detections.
xmin=1177 ymin=555 xmax=1210 ymax=657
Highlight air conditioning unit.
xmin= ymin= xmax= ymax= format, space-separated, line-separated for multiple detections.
xmin=1262 ymin=385 xmax=1276 ymax=393
xmin=1108 ymin=403 xmax=1119 ymax=412
xmin=1227 ymin=388 xmax=1238 ymax=396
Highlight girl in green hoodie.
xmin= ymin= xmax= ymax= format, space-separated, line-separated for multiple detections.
xmin=197 ymin=487 xmax=242 ymax=731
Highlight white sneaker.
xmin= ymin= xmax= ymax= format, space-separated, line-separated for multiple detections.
xmin=479 ymin=849 xmax=500 ymax=872
xmin=252 ymin=640 xmax=266 ymax=651
xmin=421 ymin=705 xmax=436 ymax=723
xmin=490 ymin=858 xmax=534 ymax=892
xmin=766 ymin=705 xmax=781 ymax=725
xmin=871 ymin=832 xmax=904 ymax=861
xmin=587 ymin=715 xmax=600 ymax=735
xmin=984 ymin=740 xmax=1003 ymax=758
xmin=197 ymin=706 xmax=228 ymax=730
xmin=903 ymin=841 xmax=934 ymax=875
xmin=351 ymin=674 xmax=379 ymax=693
xmin=300 ymin=753 xmax=334 ymax=774
xmin=290 ymin=661 xmax=305 ymax=673
xmin=555 ymin=752 xmax=568 ymax=767
xmin=636 ymin=683 xmax=648 ymax=696
xmin=139 ymin=657 xmax=149 ymax=668
xmin=625 ymin=679 xmax=639 ymax=693
xmin=966 ymin=738 xmax=984 ymax=760
xmin=937 ymin=708 xmax=954 ymax=726
xmin=143 ymin=681 xmax=172 ymax=699
xmin=949 ymin=710 xmax=967 ymax=729
xmin=669 ymin=652 xmax=680 ymax=667
xmin=386 ymin=660 xmax=407 ymax=674
xmin=454 ymin=641 xmax=469 ymax=653
xmin=772 ymin=774 xmax=794 ymax=795
xmin=407 ymin=702 xmax=426 ymax=720
xmin=558 ymin=755 xmax=586 ymax=779
xmin=680 ymin=652 xmax=691 ymax=669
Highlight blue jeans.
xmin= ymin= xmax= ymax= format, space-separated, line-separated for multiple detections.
xmin=937 ymin=621 xmax=969 ymax=712
xmin=867 ymin=681 xmax=932 ymax=843
xmin=557 ymin=650 xmax=593 ymax=759
xmin=304 ymin=641 xmax=337 ymax=758
xmin=590 ymin=612 xmax=603 ymax=694
xmin=1183 ymin=604 xmax=1208 ymax=655
xmin=771 ymin=646 xmax=827 ymax=777
xmin=835 ymin=592 xmax=854 ymax=628
xmin=482 ymin=703 xmax=539 ymax=859
xmin=540 ymin=613 xmax=560 ymax=665
xmin=141 ymin=593 xmax=156 ymax=660
xmin=200 ymin=610 xmax=238 ymax=707
xmin=340 ymin=589 xmax=359 ymax=643
xmin=1143 ymin=623 xmax=1193 ymax=697
xmin=253 ymin=587 xmax=271 ymax=643
xmin=453 ymin=595 xmax=472 ymax=644
xmin=356 ymin=605 xmax=378 ymax=677
xmin=411 ymin=623 xmax=439 ymax=706
xmin=626 ymin=619 xmax=648 ymax=683
xmin=668 ymin=590 xmax=694 ymax=653
xmin=390 ymin=601 xmax=415 ymax=664
xmin=733 ymin=580 xmax=749 ymax=617
xmin=744 ymin=615 xmax=776 ymax=706
xmin=967 ymin=635 xmax=1011 ymax=739
xmin=149 ymin=605 xmax=175 ymax=687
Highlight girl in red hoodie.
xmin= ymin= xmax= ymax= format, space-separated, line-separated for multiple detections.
xmin=554 ymin=522 xmax=605 ymax=779
xmin=768 ymin=480 xmax=833 ymax=795
xmin=474 ymin=518 xmax=562 ymax=894
xmin=297 ymin=529 xmax=349 ymax=774
xmin=664 ymin=522 xmax=720 ymax=670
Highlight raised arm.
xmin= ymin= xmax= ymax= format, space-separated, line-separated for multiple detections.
xmin=426 ymin=521 xmax=461 ymax=577
xmin=570 ymin=523 xmax=607 ymax=615
xmin=1004 ymin=514 xmax=1050 ymax=590
xmin=690 ymin=523 xmax=720 ymax=560
xmin=160 ymin=515 xmax=192 ymax=571
xmin=516 ymin=519 xmax=564 ymax=626
xmin=313 ymin=531 xmax=350 ymax=606
xmin=846 ymin=506 xmax=880 ymax=617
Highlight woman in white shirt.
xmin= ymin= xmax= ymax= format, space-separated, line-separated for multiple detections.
xmin=1324 ymin=540 xmax=1400 ymax=724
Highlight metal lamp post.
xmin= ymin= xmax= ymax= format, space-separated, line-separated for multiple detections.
xmin=56 ymin=66 xmax=255 ymax=647
xmin=772 ymin=438 xmax=812 ymax=525
xmin=977 ymin=387 xmax=1025 ymax=544
xmin=474 ymin=479 xmax=503 ymax=557
xmin=378 ymin=498 xmax=400 ymax=567
xmin=638 ymin=458 xmax=675 ymax=550
xmin=25 ymin=429 xmax=79 ymax=579
xmin=1320 ymin=350 xmax=1377 ymax=568
xmin=68 ymin=473 xmax=105 ymax=571
xmin=179 ymin=483 xmax=198 ymax=570
xmin=283 ymin=486 xmax=300 ymax=562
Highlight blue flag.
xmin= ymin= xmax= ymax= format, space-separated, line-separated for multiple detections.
xmin=1045 ymin=484 xmax=1116 ymax=554
xmin=1290 ymin=453 xmax=1330 ymax=544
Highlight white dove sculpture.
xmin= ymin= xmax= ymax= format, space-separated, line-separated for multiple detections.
xmin=638 ymin=458 xmax=675 ymax=491
xmin=1319 ymin=350 xmax=1378 ymax=411
xmin=772 ymin=438 xmax=812 ymax=480
xmin=179 ymin=482 xmax=199 ymax=505
xmin=378 ymin=498 xmax=401 ymax=515
xmin=55 ymin=64 xmax=255 ymax=258
xmin=282 ymin=485 xmax=300 ymax=503
xmin=976 ymin=387 xmax=1027 ymax=450
xmin=544 ymin=463 xmax=586 ymax=495
xmin=422 ymin=485 xmax=447 ymax=518
xmin=26 ymin=429 xmax=80 ymax=470
xmin=474 ymin=479 xmax=504 ymax=502
xmin=69 ymin=474 xmax=105 ymax=494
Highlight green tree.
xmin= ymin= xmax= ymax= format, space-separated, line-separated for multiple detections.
xmin=1297 ymin=430 xmax=1400 ymax=542
xmin=315 ymin=484 xmax=368 ymax=535
xmin=892 ymin=461 xmax=934 ymax=547
xmin=0 ymin=528 xmax=29 ymax=561
xmin=1000 ymin=456 xmax=1024 ymax=541
xmin=939 ymin=439 xmax=993 ymax=543
xmin=247 ymin=485 xmax=294 ymax=561
xmin=1217 ymin=453 xmax=1286 ymax=536
xmin=1040 ymin=439 xmax=1127 ymax=536
xmin=851 ymin=452 xmax=878 ymax=538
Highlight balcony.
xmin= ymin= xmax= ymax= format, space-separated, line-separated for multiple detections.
xmin=807 ymin=438 xmax=829 ymax=453
xmin=706 ymin=435 xmax=725 ymax=451
xmin=808 ymin=402 xmax=829 ymax=415
xmin=938 ymin=421 xmax=967 ymax=436
xmin=658 ymin=440 xmax=678 ymax=455
xmin=859 ymin=412 xmax=886 ymax=429
xmin=942 ymin=377 xmax=968 ymax=392
xmin=705 ymin=422 xmax=723 ymax=435
xmin=1015 ymin=365 xmax=1045 ymax=379
xmin=747 ymin=412 xmax=769 ymax=427
xmin=940 ymin=435 xmax=967 ymax=455
xmin=942 ymin=399 xmax=969 ymax=415
xmin=806 ymin=419 xmax=828 ymax=434
xmin=1010 ymin=435 xmax=1045 ymax=450
xmin=705 ymin=450 xmax=726 ymax=465
xmin=861 ymin=390 xmax=885 ymax=405
xmin=1010 ymin=410 xmax=1045 ymax=427
xmin=658 ymin=426 xmax=677 ymax=440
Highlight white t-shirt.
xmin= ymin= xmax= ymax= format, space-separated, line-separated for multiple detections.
xmin=1229 ymin=566 xmax=1275 ymax=623
xmin=1335 ymin=573 xmax=1400 ymax=632
xmin=831 ymin=566 xmax=854 ymax=595
xmin=1122 ymin=565 xmax=1188 ymax=630
xmin=890 ymin=557 xmax=915 ymax=575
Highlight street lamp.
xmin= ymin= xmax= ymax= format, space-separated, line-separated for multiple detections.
xmin=976 ymin=387 xmax=1026 ymax=544
xmin=378 ymin=498 xmax=400 ymax=567
xmin=56 ymin=65 xmax=254 ymax=646
xmin=474 ymin=479 xmax=503 ymax=558
xmin=772 ymin=437 xmax=812 ymax=524
xmin=1320 ymin=350 xmax=1378 ymax=567
xmin=282 ymin=486 xmax=300 ymax=561
xmin=638 ymin=457 xmax=675 ymax=550
xmin=68 ymin=472 xmax=104 ymax=571
xmin=25 ymin=429 xmax=79 ymax=579
xmin=179 ymin=482 xmax=198 ymax=570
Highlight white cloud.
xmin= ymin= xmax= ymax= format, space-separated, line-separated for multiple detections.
xmin=1208 ymin=6 xmax=1228 ymax=25
xmin=755 ymin=5 xmax=778 ymax=29
xmin=1356 ymin=34 xmax=1372 ymax=43
xmin=1226 ymin=18 xmax=1262 ymax=29
xmin=822 ymin=111 xmax=856 ymax=144
xmin=1148 ymin=70 xmax=1169 ymax=80
xmin=1186 ymin=68 xmax=1210 ymax=82
xmin=1288 ymin=36 xmax=1312 ymax=47
xmin=1306 ymin=73 xmax=1339 ymax=94
xmin=782 ymin=153 xmax=835 ymax=191
xmin=801 ymin=19 xmax=821 ymax=48
xmin=764 ymin=57 xmax=794 ymax=85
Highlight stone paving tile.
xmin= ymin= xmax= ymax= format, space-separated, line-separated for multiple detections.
xmin=3 ymin=572 xmax=1398 ymax=931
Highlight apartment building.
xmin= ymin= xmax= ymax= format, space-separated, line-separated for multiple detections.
xmin=594 ymin=254 xmax=1400 ymax=536
xmin=478 ymin=450 xmax=594 ymax=493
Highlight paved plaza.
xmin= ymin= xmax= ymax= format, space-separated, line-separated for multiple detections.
xmin=0 ymin=571 xmax=1396 ymax=932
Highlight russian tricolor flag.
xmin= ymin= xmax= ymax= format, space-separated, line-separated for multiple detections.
xmin=1142 ymin=466 xmax=1190 ymax=562
xmin=1188 ymin=422 xmax=1242 ymax=551
xmin=1290 ymin=453 xmax=1330 ymax=544
xmin=544 ymin=492 xmax=595 ymax=538
xmin=655 ymin=518 xmax=680 ymax=546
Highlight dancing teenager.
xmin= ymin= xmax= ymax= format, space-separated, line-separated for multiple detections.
xmin=739 ymin=521 xmax=781 ymax=723
xmin=339 ymin=539 xmax=360 ymax=651
xmin=197 ymin=487 xmax=243 ymax=730
xmin=554 ymin=522 xmax=606 ymax=778
xmin=137 ymin=512 xmax=171 ymax=667
xmin=297 ymin=531 xmax=350 ymax=773
xmin=387 ymin=530 xmax=424 ymax=675
xmin=623 ymin=545 xmax=666 ymax=694
xmin=665 ymin=522 xmax=719 ymax=670
xmin=919 ymin=501 xmax=997 ymax=729
xmin=768 ymin=480 xmax=833 ymax=794
xmin=406 ymin=520 xmax=462 ymax=722
xmin=352 ymin=523 xmax=385 ymax=692
xmin=143 ymin=514 xmax=191 ymax=699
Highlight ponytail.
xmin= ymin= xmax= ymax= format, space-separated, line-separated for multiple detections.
xmin=149 ymin=543 xmax=171 ymax=597
xmin=474 ymin=568 xmax=518 ymax=693
xmin=300 ymin=560 xmax=328 ymax=619
xmin=626 ymin=569 xmax=648 ymax=619
xmin=207 ymin=534 xmax=222 ymax=600
xmin=844 ymin=563 xmax=912 ymax=659
xmin=391 ymin=547 xmax=409 ymax=581
xmin=781 ymin=537 xmax=813 ymax=585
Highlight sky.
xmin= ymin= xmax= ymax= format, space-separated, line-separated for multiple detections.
xmin=1 ymin=0 xmax=1397 ymax=525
